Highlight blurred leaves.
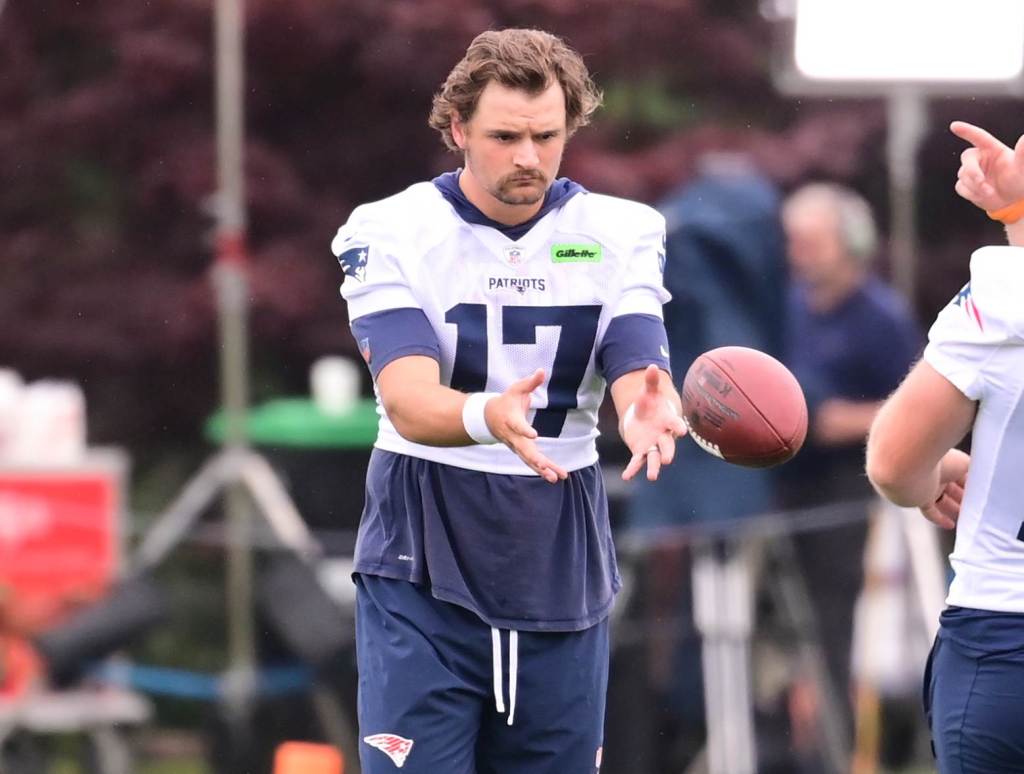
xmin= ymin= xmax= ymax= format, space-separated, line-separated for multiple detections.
xmin=0 ymin=0 xmax=1014 ymax=456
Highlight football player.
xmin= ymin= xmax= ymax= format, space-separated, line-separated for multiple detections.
xmin=866 ymin=120 xmax=1024 ymax=773
xmin=332 ymin=29 xmax=687 ymax=774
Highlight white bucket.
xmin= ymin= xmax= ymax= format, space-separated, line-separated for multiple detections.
xmin=310 ymin=356 xmax=361 ymax=416
xmin=8 ymin=380 xmax=87 ymax=465
xmin=0 ymin=369 xmax=24 ymax=461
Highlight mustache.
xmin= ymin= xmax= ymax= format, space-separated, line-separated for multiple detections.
xmin=503 ymin=172 xmax=546 ymax=184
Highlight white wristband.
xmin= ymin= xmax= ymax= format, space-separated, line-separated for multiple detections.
xmin=462 ymin=392 xmax=501 ymax=445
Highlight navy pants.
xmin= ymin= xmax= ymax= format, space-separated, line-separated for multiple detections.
xmin=924 ymin=607 xmax=1024 ymax=773
xmin=355 ymin=574 xmax=609 ymax=773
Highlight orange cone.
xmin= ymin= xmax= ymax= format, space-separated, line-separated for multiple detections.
xmin=273 ymin=741 xmax=344 ymax=774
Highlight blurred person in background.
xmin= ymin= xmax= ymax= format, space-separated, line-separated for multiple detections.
xmin=867 ymin=120 xmax=1024 ymax=774
xmin=624 ymin=157 xmax=789 ymax=773
xmin=778 ymin=183 xmax=922 ymax=767
xmin=331 ymin=28 xmax=687 ymax=774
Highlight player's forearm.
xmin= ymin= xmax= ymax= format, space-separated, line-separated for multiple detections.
xmin=867 ymin=448 xmax=941 ymax=508
xmin=381 ymin=382 xmax=474 ymax=446
xmin=866 ymin=405 xmax=936 ymax=506
xmin=866 ymin=362 xmax=974 ymax=507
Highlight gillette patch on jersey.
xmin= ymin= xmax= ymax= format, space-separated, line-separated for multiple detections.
xmin=551 ymin=244 xmax=602 ymax=263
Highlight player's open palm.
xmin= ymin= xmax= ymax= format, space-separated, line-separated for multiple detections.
xmin=621 ymin=365 xmax=689 ymax=482
xmin=485 ymin=369 xmax=568 ymax=484
xmin=950 ymin=121 xmax=1024 ymax=211
xmin=920 ymin=448 xmax=970 ymax=530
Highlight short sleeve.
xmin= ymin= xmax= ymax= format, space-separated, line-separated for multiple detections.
xmin=609 ymin=210 xmax=671 ymax=319
xmin=331 ymin=204 xmax=420 ymax=321
xmin=924 ymin=247 xmax=1024 ymax=401
xmin=350 ymin=308 xmax=441 ymax=380
xmin=596 ymin=313 xmax=671 ymax=384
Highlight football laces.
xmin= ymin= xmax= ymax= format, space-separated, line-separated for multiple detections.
xmin=682 ymin=416 xmax=724 ymax=459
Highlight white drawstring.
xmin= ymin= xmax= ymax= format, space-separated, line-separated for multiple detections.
xmin=491 ymin=627 xmax=505 ymax=714
xmin=490 ymin=627 xmax=520 ymax=726
xmin=507 ymin=630 xmax=518 ymax=726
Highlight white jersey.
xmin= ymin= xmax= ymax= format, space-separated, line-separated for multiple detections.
xmin=332 ymin=181 xmax=669 ymax=475
xmin=924 ymin=246 xmax=1024 ymax=613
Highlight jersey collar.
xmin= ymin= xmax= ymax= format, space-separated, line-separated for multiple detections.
xmin=432 ymin=170 xmax=585 ymax=241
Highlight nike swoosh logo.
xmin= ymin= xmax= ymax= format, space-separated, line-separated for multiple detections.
xmin=660 ymin=345 xmax=670 ymax=358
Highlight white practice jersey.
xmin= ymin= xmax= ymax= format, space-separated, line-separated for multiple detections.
xmin=332 ymin=181 xmax=670 ymax=475
xmin=924 ymin=246 xmax=1024 ymax=613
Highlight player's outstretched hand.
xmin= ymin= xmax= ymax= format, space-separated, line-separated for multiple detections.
xmin=919 ymin=448 xmax=970 ymax=530
xmin=485 ymin=369 xmax=568 ymax=484
xmin=621 ymin=365 xmax=689 ymax=482
xmin=950 ymin=121 xmax=1024 ymax=212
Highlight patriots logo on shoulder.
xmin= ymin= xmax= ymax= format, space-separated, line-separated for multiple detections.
xmin=364 ymin=733 xmax=414 ymax=768
xmin=338 ymin=243 xmax=370 ymax=282
xmin=953 ymin=282 xmax=984 ymax=331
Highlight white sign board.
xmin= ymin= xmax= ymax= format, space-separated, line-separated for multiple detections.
xmin=795 ymin=0 xmax=1024 ymax=83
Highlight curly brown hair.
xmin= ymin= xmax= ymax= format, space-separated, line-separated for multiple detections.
xmin=428 ymin=29 xmax=603 ymax=152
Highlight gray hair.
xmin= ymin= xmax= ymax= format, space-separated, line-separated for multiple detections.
xmin=783 ymin=182 xmax=878 ymax=267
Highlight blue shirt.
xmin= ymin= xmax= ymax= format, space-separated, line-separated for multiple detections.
xmin=628 ymin=171 xmax=789 ymax=527
xmin=354 ymin=450 xmax=618 ymax=632
xmin=781 ymin=275 xmax=922 ymax=502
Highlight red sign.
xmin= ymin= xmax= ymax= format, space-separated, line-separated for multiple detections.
xmin=0 ymin=460 xmax=123 ymax=633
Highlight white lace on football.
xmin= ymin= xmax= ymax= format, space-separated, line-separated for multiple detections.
xmin=682 ymin=417 xmax=724 ymax=459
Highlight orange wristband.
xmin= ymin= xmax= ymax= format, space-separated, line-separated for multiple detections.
xmin=987 ymin=199 xmax=1024 ymax=225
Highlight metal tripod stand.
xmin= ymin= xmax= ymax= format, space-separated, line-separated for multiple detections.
xmin=131 ymin=440 xmax=361 ymax=773
xmin=128 ymin=0 xmax=362 ymax=769
xmin=691 ymin=521 xmax=855 ymax=774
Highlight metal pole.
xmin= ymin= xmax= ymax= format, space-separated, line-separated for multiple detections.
xmin=693 ymin=540 xmax=757 ymax=774
xmin=886 ymin=90 xmax=927 ymax=306
xmin=213 ymin=0 xmax=256 ymax=742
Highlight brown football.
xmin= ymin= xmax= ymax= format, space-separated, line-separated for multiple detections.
xmin=680 ymin=346 xmax=808 ymax=468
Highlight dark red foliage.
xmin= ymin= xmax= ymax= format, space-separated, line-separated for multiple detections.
xmin=0 ymin=0 xmax=1011 ymax=454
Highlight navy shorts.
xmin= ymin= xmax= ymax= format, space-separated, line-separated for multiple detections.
xmin=355 ymin=574 xmax=609 ymax=774
xmin=924 ymin=606 xmax=1024 ymax=773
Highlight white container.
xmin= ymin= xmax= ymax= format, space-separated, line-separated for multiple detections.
xmin=0 ymin=369 xmax=24 ymax=462
xmin=8 ymin=380 xmax=87 ymax=465
xmin=310 ymin=356 xmax=361 ymax=416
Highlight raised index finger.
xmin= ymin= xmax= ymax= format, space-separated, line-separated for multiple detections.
xmin=950 ymin=121 xmax=1007 ymax=153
